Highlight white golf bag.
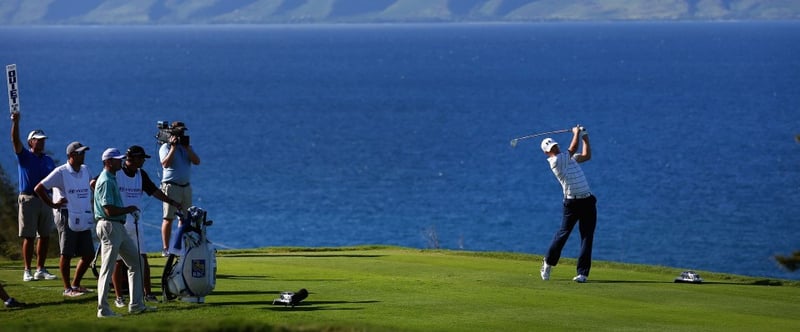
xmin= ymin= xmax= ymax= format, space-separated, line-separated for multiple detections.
xmin=161 ymin=206 xmax=216 ymax=303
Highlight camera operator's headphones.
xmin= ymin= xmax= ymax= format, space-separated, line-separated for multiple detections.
xmin=171 ymin=121 xmax=187 ymax=131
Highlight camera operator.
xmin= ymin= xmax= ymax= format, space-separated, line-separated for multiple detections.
xmin=158 ymin=121 xmax=200 ymax=256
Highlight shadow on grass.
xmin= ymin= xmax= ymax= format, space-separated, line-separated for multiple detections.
xmin=211 ymin=290 xmax=281 ymax=296
xmin=276 ymin=278 xmax=350 ymax=282
xmin=305 ymin=300 xmax=380 ymax=305
xmin=215 ymin=274 xmax=272 ymax=280
xmin=214 ymin=274 xmax=349 ymax=283
xmin=158 ymin=298 xmax=290 ymax=310
xmin=201 ymin=291 xmax=380 ymax=311
xmin=207 ymin=300 xmax=276 ymax=306
xmin=589 ymin=280 xmax=673 ymax=284
xmin=220 ymin=253 xmax=385 ymax=258
xmin=206 ymin=298 xmax=380 ymax=309
xmin=265 ymin=300 xmax=381 ymax=312
xmin=17 ymin=295 xmax=96 ymax=309
xmin=702 ymin=280 xmax=785 ymax=286
xmin=592 ymin=279 xmax=785 ymax=286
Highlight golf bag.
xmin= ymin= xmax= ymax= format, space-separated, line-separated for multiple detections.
xmin=161 ymin=206 xmax=216 ymax=303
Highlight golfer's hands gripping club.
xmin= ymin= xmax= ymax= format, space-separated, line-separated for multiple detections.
xmin=574 ymin=125 xmax=588 ymax=138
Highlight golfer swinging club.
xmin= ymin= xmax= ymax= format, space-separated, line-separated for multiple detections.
xmin=539 ymin=125 xmax=597 ymax=283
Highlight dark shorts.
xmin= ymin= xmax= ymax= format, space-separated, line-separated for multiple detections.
xmin=56 ymin=210 xmax=95 ymax=258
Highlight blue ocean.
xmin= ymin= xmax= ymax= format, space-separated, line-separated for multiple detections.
xmin=1 ymin=22 xmax=798 ymax=279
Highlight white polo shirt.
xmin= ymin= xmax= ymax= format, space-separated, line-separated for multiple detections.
xmin=548 ymin=152 xmax=591 ymax=199
xmin=39 ymin=163 xmax=93 ymax=231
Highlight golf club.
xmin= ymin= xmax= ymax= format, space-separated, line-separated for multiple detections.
xmin=132 ymin=210 xmax=147 ymax=303
xmin=509 ymin=129 xmax=570 ymax=148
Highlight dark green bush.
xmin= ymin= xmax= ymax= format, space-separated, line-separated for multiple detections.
xmin=0 ymin=163 xmax=59 ymax=259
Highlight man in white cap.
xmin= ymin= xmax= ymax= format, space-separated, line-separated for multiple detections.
xmin=34 ymin=141 xmax=95 ymax=297
xmin=539 ymin=125 xmax=597 ymax=283
xmin=10 ymin=112 xmax=57 ymax=282
xmin=94 ymin=148 xmax=154 ymax=318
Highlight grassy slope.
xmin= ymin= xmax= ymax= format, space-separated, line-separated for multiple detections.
xmin=1 ymin=246 xmax=798 ymax=331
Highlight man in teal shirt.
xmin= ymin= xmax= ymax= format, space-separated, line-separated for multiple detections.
xmin=94 ymin=148 xmax=154 ymax=318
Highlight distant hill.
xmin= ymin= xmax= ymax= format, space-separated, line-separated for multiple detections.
xmin=1 ymin=0 xmax=798 ymax=25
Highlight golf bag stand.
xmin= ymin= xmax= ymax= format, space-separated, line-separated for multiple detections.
xmin=161 ymin=206 xmax=216 ymax=303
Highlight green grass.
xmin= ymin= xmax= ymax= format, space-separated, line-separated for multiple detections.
xmin=1 ymin=246 xmax=798 ymax=331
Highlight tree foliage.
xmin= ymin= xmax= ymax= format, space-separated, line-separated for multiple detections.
xmin=776 ymin=251 xmax=800 ymax=272
xmin=0 ymin=162 xmax=59 ymax=259
xmin=0 ymin=162 xmax=20 ymax=258
xmin=1 ymin=152 xmax=62 ymax=265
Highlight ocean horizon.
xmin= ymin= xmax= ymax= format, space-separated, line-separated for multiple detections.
xmin=1 ymin=22 xmax=799 ymax=279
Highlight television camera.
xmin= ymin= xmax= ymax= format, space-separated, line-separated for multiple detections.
xmin=156 ymin=121 xmax=190 ymax=146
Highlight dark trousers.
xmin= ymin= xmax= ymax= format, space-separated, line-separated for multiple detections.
xmin=545 ymin=195 xmax=597 ymax=276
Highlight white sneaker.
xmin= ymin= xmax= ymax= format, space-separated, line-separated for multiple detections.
xmin=97 ymin=310 xmax=121 ymax=318
xmin=161 ymin=249 xmax=169 ymax=257
xmin=72 ymin=286 xmax=93 ymax=293
xmin=115 ymin=297 xmax=126 ymax=308
xmin=540 ymin=259 xmax=552 ymax=281
xmin=23 ymin=270 xmax=34 ymax=282
xmin=63 ymin=288 xmax=85 ymax=297
xmin=573 ymin=275 xmax=588 ymax=283
xmin=34 ymin=269 xmax=57 ymax=280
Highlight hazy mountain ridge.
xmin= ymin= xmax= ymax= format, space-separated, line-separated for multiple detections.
xmin=1 ymin=0 xmax=798 ymax=25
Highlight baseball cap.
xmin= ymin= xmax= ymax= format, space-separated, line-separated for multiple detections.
xmin=541 ymin=138 xmax=558 ymax=153
xmin=101 ymin=148 xmax=126 ymax=161
xmin=27 ymin=129 xmax=47 ymax=140
xmin=125 ymin=145 xmax=151 ymax=159
xmin=66 ymin=141 xmax=89 ymax=155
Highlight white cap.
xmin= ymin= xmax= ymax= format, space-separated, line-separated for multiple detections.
xmin=101 ymin=148 xmax=126 ymax=161
xmin=27 ymin=129 xmax=47 ymax=140
xmin=541 ymin=138 xmax=558 ymax=153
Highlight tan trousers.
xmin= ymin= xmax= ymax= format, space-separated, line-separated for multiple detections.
xmin=96 ymin=219 xmax=144 ymax=315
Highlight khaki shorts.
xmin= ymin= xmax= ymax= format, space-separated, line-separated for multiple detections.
xmin=18 ymin=194 xmax=54 ymax=238
xmin=55 ymin=209 xmax=95 ymax=258
xmin=161 ymin=183 xmax=192 ymax=220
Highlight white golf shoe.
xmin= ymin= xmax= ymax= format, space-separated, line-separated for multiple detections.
xmin=540 ymin=259 xmax=552 ymax=281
